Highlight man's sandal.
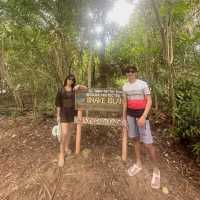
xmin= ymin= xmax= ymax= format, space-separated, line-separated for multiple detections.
xmin=128 ymin=164 xmax=142 ymax=176
xmin=151 ymin=170 xmax=160 ymax=189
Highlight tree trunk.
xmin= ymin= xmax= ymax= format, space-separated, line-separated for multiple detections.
xmin=150 ymin=0 xmax=176 ymax=125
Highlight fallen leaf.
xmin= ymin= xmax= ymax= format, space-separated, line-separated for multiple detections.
xmin=162 ymin=186 xmax=169 ymax=194
xmin=82 ymin=148 xmax=91 ymax=158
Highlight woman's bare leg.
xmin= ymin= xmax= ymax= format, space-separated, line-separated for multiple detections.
xmin=65 ymin=123 xmax=73 ymax=152
xmin=58 ymin=122 xmax=69 ymax=167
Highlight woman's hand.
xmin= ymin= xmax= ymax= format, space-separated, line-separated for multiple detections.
xmin=57 ymin=115 xmax=61 ymax=123
xmin=74 ymin=85 xmax=80 ymax=91
xmin=74 ymin=85 xmax=88 ymax=91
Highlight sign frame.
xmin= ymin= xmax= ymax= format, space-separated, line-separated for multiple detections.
xmin=74 ymin=88 xmax=127 ymax=161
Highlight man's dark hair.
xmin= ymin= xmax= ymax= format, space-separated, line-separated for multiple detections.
xmin=125 ymin=64 xmax=138 ymax=73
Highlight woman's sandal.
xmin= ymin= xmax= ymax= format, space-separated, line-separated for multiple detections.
xmin=65 ymin=149 xmax=72 ymax=156
xmin=58 ymin=154 xmax=64 ymax=167
xmin=128 ymin=164 xmax=142 ymax=176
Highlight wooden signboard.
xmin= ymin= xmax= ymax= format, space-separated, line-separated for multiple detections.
xmin=75 ymin=88 xmax=123 ymax=112
xmin=75 ymin=89 xmax=127 ymax=161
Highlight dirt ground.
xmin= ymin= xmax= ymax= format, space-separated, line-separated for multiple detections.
xmin=0 ymin=114 xmax=200 ymax=200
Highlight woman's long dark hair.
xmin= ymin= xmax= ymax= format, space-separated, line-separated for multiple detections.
xmin=63 ymin=74 xmax=76 ymax=89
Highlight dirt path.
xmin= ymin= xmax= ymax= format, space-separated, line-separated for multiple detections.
xmin=0 ymin=115 xmax=199 ymax=200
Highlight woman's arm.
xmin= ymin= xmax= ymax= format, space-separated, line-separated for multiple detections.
xmin=74 ymin=84 xmax=88 ymax=91
xmin=55 ymin=89 xmax=62 ymax=123
xmin=56 ymin=107 xmax=61 ymax=122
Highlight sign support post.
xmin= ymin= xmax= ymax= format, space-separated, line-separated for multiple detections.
xmin=75 ymin=110 xmax=82 ymax=154
xmin=122 ymin=127 xmax=127 ymax=161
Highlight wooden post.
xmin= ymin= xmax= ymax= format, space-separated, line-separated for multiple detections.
xmin=76 ymin=110 xmax=82 ymax=154
xmin=122 ymin=127 xmax=127 ymax=161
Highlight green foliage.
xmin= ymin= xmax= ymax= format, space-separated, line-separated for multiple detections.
xmin=160 ymin=1 xmax=189 ymax=20
xmin=174 ymin=78 xmax=200 ymax=154
xmin=192 ymin=143 xmax=200 ymax=157
xmin=113 ymin=77 xmax=126 ymax=89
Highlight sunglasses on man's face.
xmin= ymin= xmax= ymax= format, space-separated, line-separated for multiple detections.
xmin=126 ymin=70 xmax=135 ymax=74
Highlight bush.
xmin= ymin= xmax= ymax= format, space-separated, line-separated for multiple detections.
xmin=174 ymin=78 xmax=200 ymax=157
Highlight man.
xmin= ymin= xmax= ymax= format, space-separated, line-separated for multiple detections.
xmin=122 ymin=64 xmax=160 ymax=189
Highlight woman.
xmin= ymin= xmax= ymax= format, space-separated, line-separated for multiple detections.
xmin=55 ymin=74 xmax=87 ymax=167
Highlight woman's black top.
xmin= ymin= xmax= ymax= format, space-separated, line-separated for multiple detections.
xmin=55 ymin=87 xmax=77 ymax=122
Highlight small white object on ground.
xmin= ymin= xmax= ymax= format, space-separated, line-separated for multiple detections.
xmin=162 ymin=186 xmax=169 ymax=194
xmin=52 ymin=124 xmax=61 ymax=142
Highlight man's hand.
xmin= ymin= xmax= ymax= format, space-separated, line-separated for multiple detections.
xmin=136 ymin=116 xmax=146 ymax=127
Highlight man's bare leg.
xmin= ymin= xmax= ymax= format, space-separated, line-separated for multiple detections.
xmin=133 ymin=139 xmax=142 ymax=167
xmin=145 ymin=143 xmax=160 ymax=188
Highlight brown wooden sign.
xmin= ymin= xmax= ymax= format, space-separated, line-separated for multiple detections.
xmin=75 ymin=89 xmax=123 ymax=112
xmin=74 ymin=88 xmax=127 ymax=161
